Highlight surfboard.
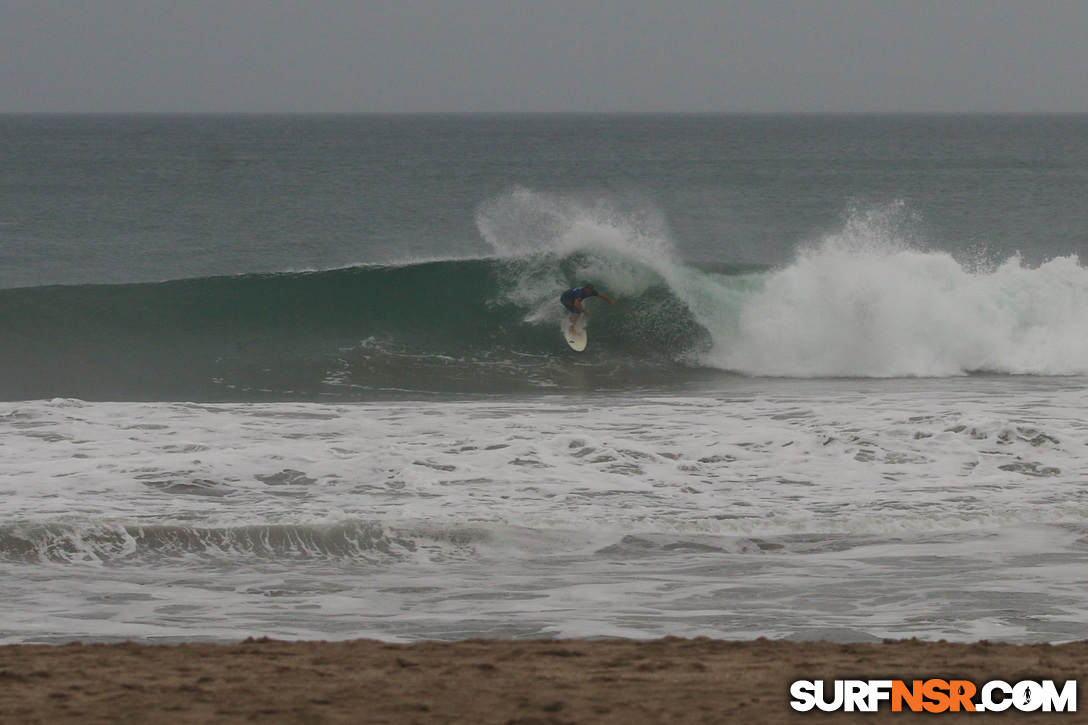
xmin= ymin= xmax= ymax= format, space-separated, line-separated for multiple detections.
xmin=566 ymin=324 xmax=587 ymax=352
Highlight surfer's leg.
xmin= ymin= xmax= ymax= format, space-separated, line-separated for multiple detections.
xmin=561 ymin=299 xmax=581 ymax=334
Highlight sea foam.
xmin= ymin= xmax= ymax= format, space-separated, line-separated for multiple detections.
xmin=712 ymin=208 xmax=1088 ymax=377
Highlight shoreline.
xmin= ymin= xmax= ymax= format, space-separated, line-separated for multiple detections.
xmin=1 ymin=637 xmax=1084 ymax=723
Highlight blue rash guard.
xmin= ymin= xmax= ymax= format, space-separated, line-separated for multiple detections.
xmin=560 ymin=287 xmax=597 ymax=313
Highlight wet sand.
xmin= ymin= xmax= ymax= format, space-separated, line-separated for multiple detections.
xmin=1 ymin=637 xmax=1085 ymax=723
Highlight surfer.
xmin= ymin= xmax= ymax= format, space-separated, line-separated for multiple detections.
xmin=560 ymin=284 xmax=615 ymax=333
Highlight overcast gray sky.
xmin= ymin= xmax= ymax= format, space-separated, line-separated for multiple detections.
xmin=2 ymin=0 xmax=1086 ymax=113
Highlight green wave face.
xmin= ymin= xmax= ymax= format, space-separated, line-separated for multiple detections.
xmin=0 ymin=258 xmax=729 ymax=402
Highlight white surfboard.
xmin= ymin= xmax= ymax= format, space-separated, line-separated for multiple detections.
xmin=566 ymin=324 xmax=587 ymax=352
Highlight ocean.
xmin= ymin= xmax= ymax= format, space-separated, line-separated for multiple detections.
xmin=2 ymin=114 xmax=1087 ymax=644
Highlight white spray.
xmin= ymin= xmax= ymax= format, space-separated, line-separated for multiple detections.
xmin=477 ymin=190 xmax=1088 ymax=377
xmin=715 ymin=206 xmax=1088 ymax=377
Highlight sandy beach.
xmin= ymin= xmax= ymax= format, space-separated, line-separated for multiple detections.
xmin=1 ymin=637 xmax=1084 ymax=724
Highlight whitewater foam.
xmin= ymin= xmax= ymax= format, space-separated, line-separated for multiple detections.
xmin=5 ymin=382 xmax=1088 ymax=545
xmin=714 ymin=240 xmax=1088 ymax=377
xmin=3 ymin=378 xmax=1088 ymax=643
